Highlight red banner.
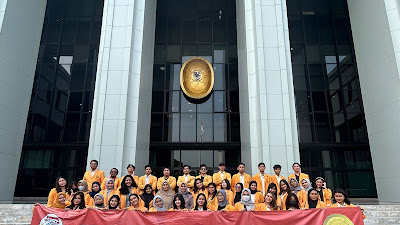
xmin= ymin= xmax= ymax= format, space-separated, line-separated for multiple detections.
xmin=31 ymin=204 xmax=364 ymax=225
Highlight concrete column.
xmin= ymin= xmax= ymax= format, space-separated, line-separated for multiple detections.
xmin=87 ymin=0 xmax=156 ymax=176
xmin=348 ymin=0 xmax=400 ymax=203
xmin=0 ymin=0 xmax=46 ymax=201
xmin=236 ymin=0 xmax=300 ymax=177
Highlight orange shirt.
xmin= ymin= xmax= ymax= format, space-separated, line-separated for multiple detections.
xmin=101 ymin=177 xmax=121 ymax=190
xmin=138 ymin=175 xmax=157 ymax=193
xmin=118 ymin=187 xmax=139 ymax=209
xmin=288 ymin=173 xmax=309 ymax=183
xmin=304 ymin=199 xmax=326 ymax=209
xmin=127 ymin=205 xmax=147 ymax=212
xmin=177 ymin=175 xmax=195 ymax=189
xmin=157 ymin=176 xmax=177 ymax=191
xmin=192 ymin=189 xmax=208 ymax=206
xmin=47 ymin=188 xmax=70 ymax=207
xmin=253 ymin=192 xmax=264 ymax=204
xmin=255 ymin=203 xmax=280 ymax=211
xmin=269 ymin=174 xmax=286 ymax=193
xmin=195 ymin=175 xmax=213 ymax=187
xmin=209 ymin=203 xmax=236 ymax=211
xmin=212 ymin=172 xmax=232 ymax=190
xmin=231 ymin=173 xmax=252 ymax=192
xmin=83 ymin=170 xmax=105 ymax=189
xmin=99 ymin=189 xmax=118 ymax=207
xmin=252 ymin=173 xmax=270 ymax=194
xmin=296 ymin=190 xmax=307 ymax=208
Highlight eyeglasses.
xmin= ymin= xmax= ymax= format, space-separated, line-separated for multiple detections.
xmin=200 ymin=168 xmax=207 ymax=170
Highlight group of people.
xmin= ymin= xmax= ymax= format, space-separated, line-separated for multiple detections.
xmin=46 ymin=160 xmax=364 ymax=216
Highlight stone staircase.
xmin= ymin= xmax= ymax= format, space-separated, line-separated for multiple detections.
xmin=0 ymin=204 xmax=399 ymax=224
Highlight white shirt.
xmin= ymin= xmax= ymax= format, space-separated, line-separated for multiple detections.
xmin=198 ymin=207 xmax=204 ymax=211
xmin=184 ymin=174 xmax=189 ymax=182
xmin=337 ymin=203 xmax=346 ymax=207
xmin=91 ymin=169 xmax=97 ymax=177
xmin=251 ymin=194 xmax=256 ymax=203
xmin=275 ymin=174 xmax=281 ymax=184
xmin=260 ymin=173 xmax=265 ymax=195
xmin=239 ymin=174 xmax=244 ymax=185
xmin=220 ymin=171 xmax=224 ymax=180
xmin=145 ymin=175 xmax=151 ymax=184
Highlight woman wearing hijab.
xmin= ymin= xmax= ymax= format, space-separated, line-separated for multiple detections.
xmin=52 ymin=192 xmax=67 ymax=209
xmin=66 ymin=192 xmax=85 ymax=210
xmin=234 ymin=188 xmax=254 ymax=211
xmin=118 ymin=175 xmax=139 ymax=209
xmin=178 ymin=182 xmax=193 ymax=210
xmin=169 ymin=193 xmax=187 ymax=211
xmin=285 ymin=193 xmax=300 ymax=210
xmin=93 ymin=193 xmax=105 ymax=209
xmin=255 ymin=191 xmax=279 ymax=211
xmin=99 ymin=179 xmax=118 ymax=207
xmin=289 ymin=178 xmax=306 ymax=208
xmin=206 ymin=183 xmax=217 ymax=209
xmin=279 ymin=179 xmax=291 ymax=210
xmin=210 ymin=190 xmax=236 ymax=211
xmin=86 ymin=181 xmax=101 ymax=207
xmin=127 ymin=194 xmax=148 ymax=212
xmin=140 ymin=184 xmax=154 ymax=209
xmin=249 ymin=181 xmax=264 ymax=204
xmin=47 ymin=177 xmax=69 ymax=207
xmin=233 ymin=183 xmax=244 ymax=204
xmin=314 ymin=177 xmax=332 ymax=206
xmin=221 ymin=179 xmax=234 ymax=205
xmin=107 ymin=195 xmax=121 ymax=210
xmin=156 ymin=180 xmax=174 ymax=210
xmin=193 ymin=193 xmax=208 ymax=211
xmin=304 ymin=188 xmax=325 ymax=209
xmin=149 ymin=195 xmax=167 ymax=212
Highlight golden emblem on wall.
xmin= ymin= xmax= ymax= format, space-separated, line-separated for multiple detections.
xmin=323 ymin=214 xmax=354 ymax=225
xmin=180 ymin=57 xmax=214 ymax=99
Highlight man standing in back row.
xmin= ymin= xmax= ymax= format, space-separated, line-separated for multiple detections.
xmin=231 ymin=163 xmax=251 ymax=193
xmin=83 ymin=159 xmax=105 ymax=189
xmin=288 ymin=163 xmax=309 ymax=183
xmin=157 ymin=167 xmax=177 ymax=192
xmin=252 ymin=162 xmax=270 ymax=196
xmin=212 ymin=162 xmax=231 ymax=190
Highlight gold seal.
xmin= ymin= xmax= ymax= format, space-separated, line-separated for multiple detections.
xmin=323 ymin=214 xmax=354 ymax=225
xmin=180 ymin=57 xmax=214 ymax=99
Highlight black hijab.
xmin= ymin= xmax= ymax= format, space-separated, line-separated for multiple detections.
xmin=88 ymin=181 xmax=101 ymax=198
xmin=140 ymin=184 xmax=154 ymax=209
xmin=234 ymin=183 xmax=244 ymax=204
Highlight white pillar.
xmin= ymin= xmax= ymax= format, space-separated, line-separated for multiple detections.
xmin=88 ymin=0 xmax=156 ymax=176
xmin=0 ymin=0 xmax=46 ymax=201
xmin=236 ymin=0 xmax=300 ymax=177
xmin=348 ymin=0 xmax=400 ymax=203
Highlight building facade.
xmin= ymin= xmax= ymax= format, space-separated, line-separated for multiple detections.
xmin=0 ymin=0 xmax=399 ymax=203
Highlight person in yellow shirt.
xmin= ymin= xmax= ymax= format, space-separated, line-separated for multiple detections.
xmin=249 ymin=181 xmax=264 ymax=204
xmin=234 ymin=188 xmax=254 ymax=211
xmin=101 ymin=168 xmax=121 ymax=190
xmin=138 ymin=165 xmax=157 ymax=194
xmin=304 ymin=188 xmax=326 ymax=209
xmin=330 ymin=188 xmax=365 ymax=219
xmin=206 ymin=183 xmax=218 ymax=209
xmin=231 ymin=163 xmax=252 ymax=193
xmin=140 ymin=184 xmax=155 ymax=209
xmin=220 ymin=179 xmax=234 ymax=205
xmin=157 ymin=167 xmax=177 ymax=192
xmin=279 ymin=179 xmax=291 ymax=210
xmin=169 ymin=193 xmax=187 ymax=211
xmin=269 ymin=164 xmax=286 ymax=193
xmin=252 ymin=163 xmax=270 ymax=196
xmin=52 ymin=192 xmax=67 ymax=209
xmin=99 ymin=179 xmax=118 ymax=207
xmin=177 ymin=165 xmax=195 ymax=190
xmin=209 ymin=190 xmax=236 ymax=211
xmin=255 ymin=191 xmax=280 ymax=211
xmin=118 ymin=175 xmax=139 ymax=209
xmin=149 ymin=195 xmax=167 ymax=212
xmin=195 ymin=164 xmax=212 ymax=187
xmin=298 ymin=178 xmax=312 ymax=208
xmin=288 ymin=178 xmax=306 ymax=208
xmin=267 ymin=183 xmax=282 ymax=208
xmin=83 ymin=160 xmax=105 ymax=189
xmin=47 ymin=177 xmax=69 ymax=207
xmin=192 ymin=178 xmax=208 ymax=206
xmin=193 ymin=193 xmax=208 ymax=211
xmin=120 ymin=164 xmax=139 ymax=189
xmin=233 ymin=183 xmax=244 ymax=204
xmin=212 ymin=163 xmax=231 ymax=190
xmin=86 ymin=181 xmax=101 ymax=207
xmin=288 ymin=163 xmax=309 ymax=184
xmin=314 ymin=177 xmax=332 ymax=206
xmin=127 ymin=193 xmax=148 ymax=212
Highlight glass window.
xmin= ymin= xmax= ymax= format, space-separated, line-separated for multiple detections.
xmin=180 ymin=113 xmax=196 ymax=142
xmin=197 ymin=114 xmax=213 ymax=142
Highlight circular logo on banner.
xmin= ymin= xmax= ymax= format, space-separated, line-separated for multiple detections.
xmin=180 ymin=57 xmax=214 ymax=99
xmin=323 ymin=214 xmax=354 ymax=225
xmin=40 ymin=214 xmax=63 ymax=225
